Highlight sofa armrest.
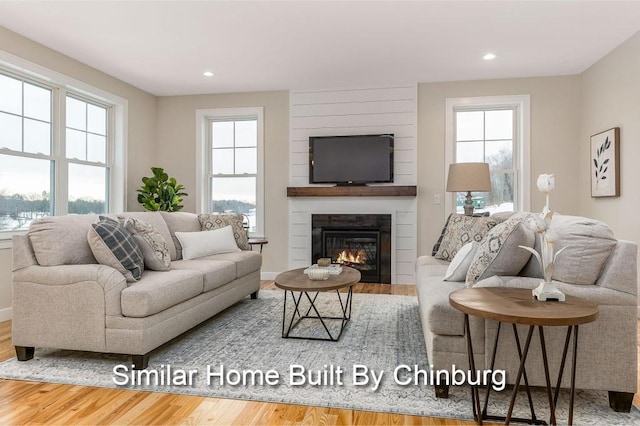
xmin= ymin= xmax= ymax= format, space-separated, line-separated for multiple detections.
xmin=596 ymin=240 xmax=638 ymax=296
xmin=13 ymin=264 xmax=127 ymax=316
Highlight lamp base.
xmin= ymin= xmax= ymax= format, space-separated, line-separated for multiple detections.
xmin=463 ymin=191 xmax=474 ymax=216
xmin=532 ymin=281 xmax=565 ymax=302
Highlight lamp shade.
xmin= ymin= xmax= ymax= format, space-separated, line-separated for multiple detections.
xmin=446 ymin=162 xmax=492 ymax=192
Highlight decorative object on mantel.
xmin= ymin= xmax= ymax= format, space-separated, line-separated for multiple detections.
xmin=519 ymin=174 xmax=569 ymax=301
xmin=137 ymin=167 xmax=188 ymax=212
xmin=591 ymin=127 xmax=620 ymax=198
xmin=446 ymin=162 xmax=492 ymax=216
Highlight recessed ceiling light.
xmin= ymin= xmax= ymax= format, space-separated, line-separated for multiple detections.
xmin=203 ymin=71 xmax=214 ymax=77
xmin=483 ymin=53 xmax=497 ymax=61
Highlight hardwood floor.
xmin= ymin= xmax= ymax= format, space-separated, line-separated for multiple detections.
xmin=0 ymin=281 xmax=634 ymax=425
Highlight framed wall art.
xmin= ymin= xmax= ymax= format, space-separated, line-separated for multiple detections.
xmin=591 ymin=127 xmax=620 ymax=197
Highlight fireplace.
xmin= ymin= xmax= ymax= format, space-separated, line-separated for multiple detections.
xmin=312 ymin=214 xmax=392 ymax=283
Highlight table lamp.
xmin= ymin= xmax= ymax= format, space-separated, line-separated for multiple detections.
xmin=446 ymin=162 xmax=492 ymax=216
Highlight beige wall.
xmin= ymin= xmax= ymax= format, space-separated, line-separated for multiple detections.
xmin=0 ymin=27 xmax=158 ymax=315
xmin=579 ymin=31 xmax=640 ymax=295
xmin=417 ymin=76 xmax=582 ymax=256
xmin=155 ymin=92 xmax=289 ymax=274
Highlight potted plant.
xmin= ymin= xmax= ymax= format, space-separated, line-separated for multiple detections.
xmin=137 ymin=167 xmax=188 ymax=212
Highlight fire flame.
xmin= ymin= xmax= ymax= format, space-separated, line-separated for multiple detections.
xmin=336 ymin=249 xmax=367 ymax=265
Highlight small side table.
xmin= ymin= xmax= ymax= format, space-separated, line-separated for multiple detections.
xmin=449 ymin=287 xmax=598 ymax=425
xmin=248 ymin=237 xmax=268 ymax=253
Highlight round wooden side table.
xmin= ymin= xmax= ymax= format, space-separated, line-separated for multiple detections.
xmin=450 ymin=287 xmax=598 ymax=425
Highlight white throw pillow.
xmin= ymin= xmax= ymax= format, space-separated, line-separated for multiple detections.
xmin=175 ymin=226 xmax=241 ymax=260
xmin=444 ymin=242 xmax=479 ymax=282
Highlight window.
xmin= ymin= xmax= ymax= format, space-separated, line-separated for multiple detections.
xmin=196 ymin=107 xmax=264 ymax=237
xmin=445 ymin=96 xmax=530 ymax=216
xmin=0 ymin=53 xmax=127 ymax=239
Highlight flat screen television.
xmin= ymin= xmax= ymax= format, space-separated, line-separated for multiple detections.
xmin=309 ymin=134 xmax=394 ymax=185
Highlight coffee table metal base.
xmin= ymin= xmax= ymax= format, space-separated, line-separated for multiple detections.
xmin=281 ymin=287 xmax=353 ymax=341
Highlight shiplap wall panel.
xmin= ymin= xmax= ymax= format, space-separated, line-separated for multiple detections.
xmin=288 ymin=86 xmax=418 ymax=284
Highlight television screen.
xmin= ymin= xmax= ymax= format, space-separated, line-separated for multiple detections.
xmin=309 ymin=134 xmax=394 ymax=185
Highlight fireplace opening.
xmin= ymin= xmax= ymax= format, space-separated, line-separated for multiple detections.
xmin=312 ymin=214 xmax=391 ymax=283
xmin=323 ymin=230 xmax=381 ymax=282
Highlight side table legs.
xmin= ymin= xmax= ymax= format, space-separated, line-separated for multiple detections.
xmin=464 ymin=319 xmax=582 ymax=426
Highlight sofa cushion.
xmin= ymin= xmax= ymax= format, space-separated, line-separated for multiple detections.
xmin=465 ymin=213 xmax=535 ymax=286
xmin=444 ymin=242 xmax=478 ymax=282
xmin=200 ymin=250 xmax=262 ymax=278
xmin=434 ymin=214 xmax=499 ymax=261
xmin=121 ymin=269 xmax=204 ymax=317
xmin=28 ymin=215 xmax=98 ymax=265
xmin=87 ymin=216 xmax=144 ymax=282
xmin=118 ymin=212 xmax=176 ymax=261
xmin=175 ymin=226 xmax=242 ymax=260
xmin=160 ymin=211 xmax=201 ymax=260
xmin=122 ymin=217 xmax=171 ymax=271
xmin=198 ymin=213 xmax=251 ymax=250
xmin=171 ymin=259 xmax=237 ymax=292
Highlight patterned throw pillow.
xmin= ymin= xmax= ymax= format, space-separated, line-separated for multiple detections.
xmin=122 ymin=217 xmax=171 ymax=271
xmin=465 ymin=213 xmax=535 ymax=287
xmin=432 ymin=213 xmax=453 ymax=256
xmin=197 ymin=213 xmax=251 ymax=250
xmin=434 ymin=214 xmax=499 ymax=261
xmin=87 ymin=216 xmax=144 ymax=282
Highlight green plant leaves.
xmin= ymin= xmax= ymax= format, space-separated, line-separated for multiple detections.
xmin=137 ymin=167 xmax=188 ymax=212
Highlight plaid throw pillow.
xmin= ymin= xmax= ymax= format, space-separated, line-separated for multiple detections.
xmin=87 ymin=216 xmax=144 ymax=282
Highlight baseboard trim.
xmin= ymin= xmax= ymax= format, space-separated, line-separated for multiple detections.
xmin=0 ymin=306 xmax=12 ymax=322
xmin=261 ymin=272 xmax=278 ymax=281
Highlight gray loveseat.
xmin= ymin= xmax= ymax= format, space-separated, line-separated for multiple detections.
xmin=12 ymin=211 xmax=261 ymax=369
xmin=415 ymin=213 xmax=638 ymax=412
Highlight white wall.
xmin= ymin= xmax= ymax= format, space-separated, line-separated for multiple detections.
xmin=288 ymin=86 xmax=418 ymax=283
xmin=579 ymin=31 xmax=640 ymax=300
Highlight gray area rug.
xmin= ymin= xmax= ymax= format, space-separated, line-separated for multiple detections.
xmin=0 ymin=290 xmax=639 ymax=425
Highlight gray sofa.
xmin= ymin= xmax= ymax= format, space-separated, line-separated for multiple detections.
xmin=416 ymin=213 xmax=638 ymax=412
xmin=12 ymin=211 xmax=261 ymax=369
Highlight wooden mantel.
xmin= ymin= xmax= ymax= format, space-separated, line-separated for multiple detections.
xmin=287 ymin=185 xmax=417 ymax=197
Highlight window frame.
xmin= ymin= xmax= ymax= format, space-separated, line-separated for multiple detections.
xmin=444 ymin=95 xmax=531 ymax=219
xmin=195 ymin=107 xmax=265 ymax=237
xmin=0 ymin=49 xmax=127 ymax=246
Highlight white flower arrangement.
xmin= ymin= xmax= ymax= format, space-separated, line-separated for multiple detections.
xmin=519 ymin=211 xmax=568 ymax=284
xmin=520 ymin=173 xmax=567 ymax=301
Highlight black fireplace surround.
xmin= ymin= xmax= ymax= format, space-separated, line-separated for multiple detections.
xmin=311 ymin=214 xmax=392 ymax=283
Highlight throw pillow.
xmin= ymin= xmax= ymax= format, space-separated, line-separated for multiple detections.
xmin=175 ymin=226 xmax=242 ymax=260
xmin=432 ymin=213 xmax=453 ymax=256
xmin=122 ymin=217 xmax=171 ymax=271
xmin=444 ymin=242 xmax=479 ymax=282
xmin=87 ymin=216 xmax=144 ymax=282
xmin=198 ymin=213 xmax=251 ymax=250
xmin=465 ymin=213 xmax=535 ymax=287
xmin=434 ymin=214 xmax=499 ymax=261
xmin=549 ymin=215 xmax=617 ymax=285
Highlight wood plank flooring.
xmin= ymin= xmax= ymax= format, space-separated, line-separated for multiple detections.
xmin=0 ymin=281 xmax=635 ymax=425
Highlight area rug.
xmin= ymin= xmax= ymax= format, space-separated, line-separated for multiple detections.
xmin=0 ymin=290 xmax=638 ymax=425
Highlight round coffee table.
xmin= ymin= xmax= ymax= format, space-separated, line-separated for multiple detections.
xmin=274 ymin=266 xmax=361 ymax=341
xmin=450 ymin=287 xmax=598 ymax=425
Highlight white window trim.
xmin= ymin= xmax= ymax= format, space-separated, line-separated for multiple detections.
xmin=444 ymin=95 xmax=530 ymax=220
xmin=0 ymin=49 xmax=128 ymax=248
xmin=195 ymin=107 xmax=265 ymax=237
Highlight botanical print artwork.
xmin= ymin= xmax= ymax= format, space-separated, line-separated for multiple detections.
xmin=590 ymin=128 xmax=620 ymax=197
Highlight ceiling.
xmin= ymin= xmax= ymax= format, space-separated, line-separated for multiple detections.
xmin=1 ymin=1 xmax=639 ymax=97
